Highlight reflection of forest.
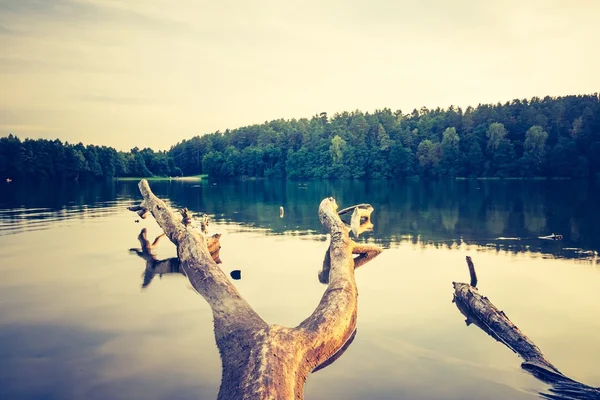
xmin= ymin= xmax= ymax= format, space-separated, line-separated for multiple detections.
xmin=1 ymin=179 xmax=599 ymax=263
xmin=151 ymin=179 xmax=600 ymax=263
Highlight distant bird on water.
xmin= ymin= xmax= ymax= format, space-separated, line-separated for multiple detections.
xmin=280 ymin=206 xmax=284 ymax=218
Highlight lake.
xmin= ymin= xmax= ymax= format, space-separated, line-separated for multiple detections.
xmin=0 ymin=179 xmax=599 ymax=400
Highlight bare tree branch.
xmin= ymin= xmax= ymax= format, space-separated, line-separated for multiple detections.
xmin=129 ymin=180 xmax=383 ymax=400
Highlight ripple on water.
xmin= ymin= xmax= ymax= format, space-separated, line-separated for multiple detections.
xmin=0 ymin=200 xmax=133 ymax=236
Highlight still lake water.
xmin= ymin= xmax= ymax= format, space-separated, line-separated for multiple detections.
xmin=0 ymin=179 xmax=599 ymax=400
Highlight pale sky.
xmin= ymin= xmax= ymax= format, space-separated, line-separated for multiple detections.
xmin=1 ymin=0 xmax=599 ymax=151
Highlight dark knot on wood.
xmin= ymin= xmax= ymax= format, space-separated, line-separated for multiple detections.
xmin=180 ymin=207 xmax=192 ymax=226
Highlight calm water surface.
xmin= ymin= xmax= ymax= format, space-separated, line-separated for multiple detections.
xmin=0 ymin=179 xmax=599 ymax=400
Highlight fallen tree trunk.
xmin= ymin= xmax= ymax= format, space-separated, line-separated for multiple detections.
xmin=453 ymin=256 xmax=600 ymax=400
xmin=130 ymin=179 xmax=382 ymax=400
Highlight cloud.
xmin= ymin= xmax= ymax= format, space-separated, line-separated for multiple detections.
xmin=0 ymin=0 xmax=599 ymax=151
xmin=0 ymin=0 xmax=190 ymax=32
xmin=74 ymin=93 xmax=165 ymax=106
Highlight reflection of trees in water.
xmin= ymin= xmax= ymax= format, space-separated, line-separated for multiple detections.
xmin=523 ymin=203 xmax=547 ymax=234
xmin=3 ymin=178 xmax=598 ymax=261
xmin=570 ymin=218 xmax=581 ymax=242
xmin=485 ymin=207 xmax=509 ymax=235
xmin=139 ymin=179 xmax=600 ymax=261
xmin=441 ymin=206 xmax=459 ymax=232
xmin=0 ymin=180 xmax=122 ymax=234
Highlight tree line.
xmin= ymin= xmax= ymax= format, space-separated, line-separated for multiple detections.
xmin=0 ymin=138 xmax=182 ymax=181
xmin=1 ymin=94 xmax=599 ymax=181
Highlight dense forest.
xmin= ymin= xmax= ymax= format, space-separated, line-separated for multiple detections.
xmin=1 ymin=94 xmax=599 ymax=181
xmin=0 ymin=138 xmax=182 ymax=181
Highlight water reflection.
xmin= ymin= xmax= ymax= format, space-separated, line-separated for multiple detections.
xmin=0 ymin=180 xmax=126 ymax=235
xmin=129 ymin=228 xmax=179 ymax=288
xmin=1 ymin=179 xmax=599 ymax=264
xmin=134 ymin=179 xmax=600 ymax=263
xmin=0 ymin=190 xmax=598 ymax=400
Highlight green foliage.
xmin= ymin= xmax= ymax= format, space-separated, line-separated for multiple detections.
xmin=165 ymin=93 xmax=599 ymax=180
xmin=486 ymin=122 xmax=508 ymax=151
xmin=522 ymin=125 xmax=549 ymax=176
xmin=329 ymin=135 xmax=346 ymax=164
xmin=440 ymin=127 xmax=461 ymax=176
xmin=0 ymin=136 xmax=178 ymax=181
xmin=417 ymin=140 xmax=442 ymax=177
xmin=2 ymin=94 xmax=599 ymax=181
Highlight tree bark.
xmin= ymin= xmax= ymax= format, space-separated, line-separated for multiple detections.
xmin=453 ymin=257 xmax=600 ymax=400
xmin=130 ymin=179 xmax=382 ymax=400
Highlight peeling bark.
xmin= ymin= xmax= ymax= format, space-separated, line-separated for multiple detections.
xmin=129 ymin=179 xmax=382 ymax=400
xmin=453 ymin=257 xmax=600 ymax=400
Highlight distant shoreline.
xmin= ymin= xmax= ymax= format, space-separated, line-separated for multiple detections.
xmin=113 ymin=175 xmax=581 ymax=182
xmin=454 ymin=176 xmax=574 ymax=181
xmin=114 ymin=175 xmax=207 ymax=182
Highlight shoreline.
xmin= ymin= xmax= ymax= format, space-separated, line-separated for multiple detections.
xmin=114 ymin=175 xmax=207 ymax=182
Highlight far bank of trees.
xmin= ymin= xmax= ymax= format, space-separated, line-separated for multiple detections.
xmin=170 ymin=94 xmax=600 ymax=180
xmin=1 ymin=94 xmax=599 ymax=181
xmin=0 ymin=137 xmax=182 ymax=181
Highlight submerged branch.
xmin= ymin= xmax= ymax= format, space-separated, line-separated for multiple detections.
xmin=453 ymin=256 xmax=600 ymax=400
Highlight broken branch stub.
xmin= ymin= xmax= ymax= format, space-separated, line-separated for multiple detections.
xmin=180 ymin=207 xmax=192 ymax=226
xmin=337 ymin=203 xmax=373 ymax=217
xmin=130 ymin=181 xmax=383 ymax=400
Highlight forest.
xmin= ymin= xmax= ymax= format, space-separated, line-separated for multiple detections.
xmin=1 ymin=94 xmax=599 ymax=181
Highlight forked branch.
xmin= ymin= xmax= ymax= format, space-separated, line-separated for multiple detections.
xmin=129 ymin=180 xmax=383 ymax=400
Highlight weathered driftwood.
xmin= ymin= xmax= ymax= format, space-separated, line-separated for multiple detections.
xmin=180 ymin=207 xmax=193 ymax=226
xmin=465 ymin=255 xmax=478 ymax=287
xmin=129 ymin=179 xmax=382 ymax=400
xmin=318 ymin=230 xmax=381 ymax=284
xmin=128 ymin=205 xmax=149 ymax=219
xmin=453 ymin=256 xmax=600 ymax=400
xmin=337 ymin=203 xmax=374 ymax=238
xmin=129 ymin=231 xmax=357 ymax=369
xmin=192 ymin=212 xmax=209 ymax=234
xmin=207 ymin=233 xmax=222 ymax=264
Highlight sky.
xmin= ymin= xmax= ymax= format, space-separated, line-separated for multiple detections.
xmin=1 ymin=0 xmax=599 ymax=151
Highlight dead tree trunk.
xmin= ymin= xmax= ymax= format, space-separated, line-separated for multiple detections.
xmin=130 ymin=179 xmax=382 ymax=400
xmin=453 ymin=256 xmax=600 ymax=400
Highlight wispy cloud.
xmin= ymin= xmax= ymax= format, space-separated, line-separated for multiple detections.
xmin=74 ymin=93 xmax=165 ymax=106
xmin=1 ymin=0 xmax=599 ymax=151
